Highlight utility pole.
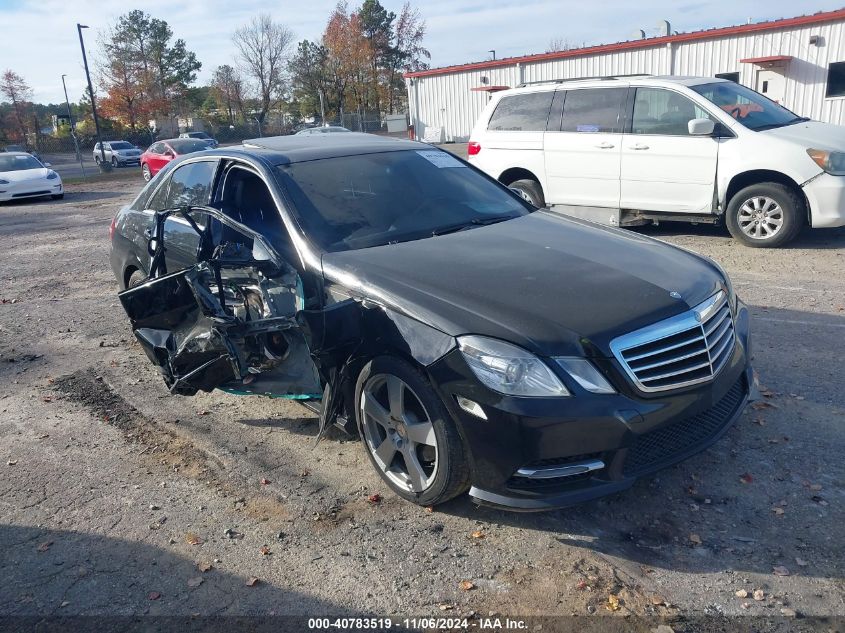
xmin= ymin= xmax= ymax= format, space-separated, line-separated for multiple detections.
xmin=61 ymin=74 xmax=86 ymax=178
xmin=318 ymin=89 xmax=326 ymax=126
xmin=77 ymin=23 xmax=110 ymax=172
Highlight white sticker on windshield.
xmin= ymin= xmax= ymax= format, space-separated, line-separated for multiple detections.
xmin=416 ymin=150 xmax=465 ymax=168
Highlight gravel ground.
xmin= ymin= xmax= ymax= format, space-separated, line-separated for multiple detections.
xmin=0 ymin=175 xmax=843 ymax=629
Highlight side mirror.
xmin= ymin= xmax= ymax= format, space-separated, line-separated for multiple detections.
xmin=43 ymin=162 xmax=52 ymax=168
xmin=688 ymin=118 xmax=715 ymax=136
xmin=165 ymin=150 xmax=174 ymax=158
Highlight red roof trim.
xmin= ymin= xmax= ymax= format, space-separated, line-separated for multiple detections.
xmin=405 ymin=8 xmax=845 ymax=79
xmin=740 ymin=55 xmax=793 ymax=64
xmin=470 ymin=85 xmax=511 ymax=92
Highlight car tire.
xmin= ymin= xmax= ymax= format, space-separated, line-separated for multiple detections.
xmin=111 ymin=156 xmax=118 ymax=168
xmin=726 ymin=183 xmax=803 ymax=248
xmin=142 ymin=164 xmax=152 ymax=182
xmin=508 ymin=178 xmax=545 ymax=208
xmin=94 ymin=156 xmax=101 ymax=165
xmin=51 ymin=194 xmax=64 ymax=200
xmin=355 ymin=355 xmax=470 ymax=507
xmin=127 ymin=269 xmax=146 ymax=288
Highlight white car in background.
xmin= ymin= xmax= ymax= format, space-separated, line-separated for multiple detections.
xmin=467 ymin=76 xmax=845 ymax=247
xmin=0 ymin=152 xmax=63 ymax=203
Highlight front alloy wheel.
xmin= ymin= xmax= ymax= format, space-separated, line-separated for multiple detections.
xmin=142 ymin=164 xmax=151 ymax=182
xmin=726 ymin=182 xmax=802 ymax=248
xmin=355 ymin=356 xmax=469 ymax=506
xmin=737 ymin=196 xmax=783 ymax=240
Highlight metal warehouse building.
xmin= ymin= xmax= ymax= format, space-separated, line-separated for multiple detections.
xmin=405 ymin=8 xmax=845 ymax=142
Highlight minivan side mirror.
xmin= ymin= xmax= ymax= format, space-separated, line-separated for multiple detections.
xmin=688 ymin=118 xmax=715 ymax=136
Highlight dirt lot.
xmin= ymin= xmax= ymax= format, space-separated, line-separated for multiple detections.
xmin=1 ymin=174 xmax=843 ymax=629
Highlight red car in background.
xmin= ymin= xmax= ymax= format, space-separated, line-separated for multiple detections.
xmin=140 ymin=138 xmax=210 ymax=181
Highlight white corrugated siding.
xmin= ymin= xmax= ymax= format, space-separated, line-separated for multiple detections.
xmin=409 ymin=18 xmax=845 ymax=142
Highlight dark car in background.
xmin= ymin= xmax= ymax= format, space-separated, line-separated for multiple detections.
xmin=93 ymin=141 xmax=142 ymax=168
xmin=140 ymin=138 xmax=210 ymax=181
xmin=179 ymin=131 xmax=219 ymax=148
xmin=109 ymin=133 xmax=752 ymax=510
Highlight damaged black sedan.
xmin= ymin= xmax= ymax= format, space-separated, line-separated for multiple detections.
xmin=109 ymin=134 xmax=752 ymax=510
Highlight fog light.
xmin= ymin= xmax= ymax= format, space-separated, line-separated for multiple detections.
xmin=456 ymin=395 xmax=487 ymax=420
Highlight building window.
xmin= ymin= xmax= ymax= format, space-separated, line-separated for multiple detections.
xmin=716 ymin=72 xmax=740 ymax=83
xmin=826 ymin=62 xmax=845 ymax=97
xmin=487 ymin=92 xmax=554 ymax=131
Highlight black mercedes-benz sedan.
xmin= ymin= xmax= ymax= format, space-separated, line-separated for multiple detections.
xmin=109 ymin=133 xmax=752 ymax=510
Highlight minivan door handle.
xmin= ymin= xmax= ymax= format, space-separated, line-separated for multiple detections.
xmin=595 ymin=142 xmax=615 ymax=149
xmin=630 ymin=143 xmax=650 ymax=150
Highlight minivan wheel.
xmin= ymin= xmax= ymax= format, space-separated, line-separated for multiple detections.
xmin=507 ymin=178 xmax=545 ymax=208
xmin=355 ymin=356 xmax=470 ymax=506
xmin=142 ymin=164 xmax=152 ymax=182
xmin=726 ymin=183 xmax=803 ymax=248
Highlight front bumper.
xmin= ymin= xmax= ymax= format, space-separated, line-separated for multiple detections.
xmin=0 ymin=180 xmax=63 ymax=202
xmin=116 ymin=156 xmax=141 ymax=165
xmin=428 ymin=302 xmax=752 ymax=511
xmin=802 ymin=172 xmax=845 ymax=228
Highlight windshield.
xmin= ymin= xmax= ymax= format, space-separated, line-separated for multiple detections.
xmin=110 ymin=141 xmax=134 ymax=150
xmin=691 ymin=81 xmax=805 ymax=131
xmin=0 ymin=154 xmax=43 ymax=171
xmin=276 ymin=149 xmax=531 ymax=251
xmin=169 ymin=139 xmax=210 ymax=154
xmin=189 ymin=132 xmax=210 ymax=139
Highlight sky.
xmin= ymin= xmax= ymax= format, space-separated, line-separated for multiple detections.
xmin=1 ymin=0 xmax=843 ymax=104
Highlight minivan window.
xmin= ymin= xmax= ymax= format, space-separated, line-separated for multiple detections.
xmin=166 ymin=161 xmax=216 ymax=208
xmin=691 ymin=81 xmax=805 ymax=131
xmin=487 ymin=92 xmax=554 ymax=132
xmin=560 ymin=88 xmax=626 ymax=133
xmin=277 ymin=149 xmax=531 ymax=251
xmin=631 ymin=88 xmax=714 ymax=135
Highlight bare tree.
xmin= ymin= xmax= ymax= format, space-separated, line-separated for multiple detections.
xmin=1 ymin=70 xmax=34 ymax=142
xmin=546 ymin=38 xmax=572 ymax=53
xmin=233 ymin=14 xmax=294 ymax=124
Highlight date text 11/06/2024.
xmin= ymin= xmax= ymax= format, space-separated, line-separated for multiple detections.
xmin=307 ymin=617 xmax=529 ymax=630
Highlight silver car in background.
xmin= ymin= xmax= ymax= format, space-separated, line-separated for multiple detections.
xmin=93 ymin=141 xmax=142 ymax=168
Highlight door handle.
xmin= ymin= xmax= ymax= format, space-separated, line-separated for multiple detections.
xmin=595 ymin=142 xmax=615 ymax=149
xmin=630 ymin=143 xmax=650 ymax=150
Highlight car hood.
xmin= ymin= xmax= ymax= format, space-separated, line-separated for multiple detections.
xmin=0 ymin=167 xmax=51 ymax=182
xmin=321 ymin=212 xmax=726 ymax=357
xmin=762 ymin=120 xmax=845 ymax=151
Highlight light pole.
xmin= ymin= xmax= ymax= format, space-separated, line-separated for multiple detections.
xmin=61 ymin=74 xmax=86 ymax=178
xmin=253 ymin=116 xmax=262 ymax=137
xmin=77 ymin=23 xmax=110 ymax=172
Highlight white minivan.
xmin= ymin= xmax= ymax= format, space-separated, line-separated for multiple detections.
xmin=467 ymin=76 xmax=845 ymax=247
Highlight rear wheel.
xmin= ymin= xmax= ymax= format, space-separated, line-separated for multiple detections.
xmin=111 ymin=156 xmax=118 ymax=168
xmin=507 ymin=178 xmax=545 ymax=208
xmin=142 ymin=164 xmax=152 ymax=182
xmin=355 ymin=356 xmax=470 ymax=507
xmin=726 ymin=183 xmax=803 ymax=248
xmin=127 ymin=269 xmax=146 ymax=288
xmin=94 ymin=155 xmax=101 ymax=166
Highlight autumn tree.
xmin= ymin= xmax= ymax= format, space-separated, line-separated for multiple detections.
xmin=233 ymin=14 xmax=294 ymax=124
xmin=210 ymin=64 xmax=247 ymax=124
xmin=98 ymin=10 xmax=201 ymax=128
xmin=0 ymin=70 xmax=33 ymax=142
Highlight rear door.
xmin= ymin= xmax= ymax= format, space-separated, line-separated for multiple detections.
xmin=482 ymin=90 xmax=554 ymax=190
xmin=543 ymin=87 xmax=627 ymax=208
xmin=119 ymin=209 xmax=321 ymax=398
xmin=620 ymin=87 xmax=719 ymax=214
xmin=158 ymin=160 xmax=219 ymax=271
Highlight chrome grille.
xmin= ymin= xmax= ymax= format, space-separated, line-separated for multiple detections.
xmin=610 ymin=291 xmax=736 ymax=393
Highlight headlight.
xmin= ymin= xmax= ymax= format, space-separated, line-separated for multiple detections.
xmin=807 ymin=148 xmax=845 ymax=175
xmin=457 ymin=335 xmax=570 ymax=397
xmin=46 ymin=170 xmax=58 ymax=180
xmin=555 ymin=358 xmax=616 ymax=394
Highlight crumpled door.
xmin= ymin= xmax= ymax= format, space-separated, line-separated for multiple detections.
xmin=118 ymin=206 xmax=322 ymax=398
